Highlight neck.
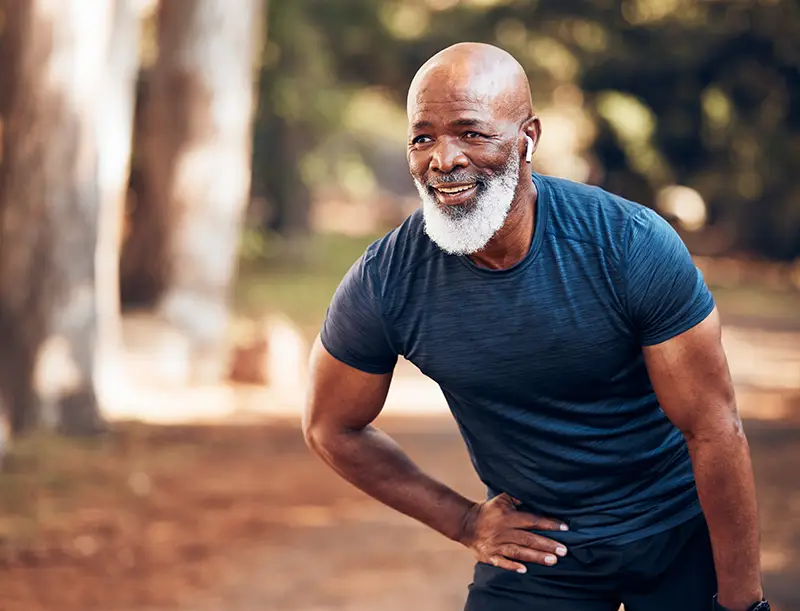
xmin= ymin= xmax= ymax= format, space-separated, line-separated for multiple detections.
xmin=468 ymin=178 xmax=537 ymax=270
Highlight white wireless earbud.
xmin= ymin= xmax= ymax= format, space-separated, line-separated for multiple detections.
xmin=525 ymin=135 xmax=534 ymax=164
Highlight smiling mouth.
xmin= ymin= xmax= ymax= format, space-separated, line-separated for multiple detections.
xmin=429 ymin=182 xmax=479 ymax=207
xmin=433 ymin=183 xmax=477 ymax=194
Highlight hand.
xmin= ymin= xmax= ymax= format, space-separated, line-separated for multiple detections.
xmin=458 ymin=493 xmax=569 ymax=573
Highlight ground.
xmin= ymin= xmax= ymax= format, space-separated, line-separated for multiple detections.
xmin=0 ymin=408 xmax=799 ymax=611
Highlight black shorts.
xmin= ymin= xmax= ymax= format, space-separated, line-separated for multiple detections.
xmin=465 ymin=512 xmax=716 ymax=611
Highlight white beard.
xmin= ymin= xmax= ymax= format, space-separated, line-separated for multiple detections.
xmin=415 ymin=153 xmax=521 ymax=255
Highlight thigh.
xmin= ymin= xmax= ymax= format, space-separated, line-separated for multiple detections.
xmin=621 ymin=515 xmax=717 ymax=611
xmin=465 ymin=562 xmax=621 ymax=611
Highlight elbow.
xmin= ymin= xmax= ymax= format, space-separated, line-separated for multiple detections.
xmin=301 ymin=413 xmax=322 ymax=452
xmin=302 ymin=411 xmax=336 ymax=459
xmin=303 ymin=423 xmax=329 ymax=462
xmin=683 ymin=403 xmax=745 ymax=447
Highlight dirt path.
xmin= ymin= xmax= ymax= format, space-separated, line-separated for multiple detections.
xmin=1 ymin=412 xmax=798 ymax=611
xmin=167 ymin=416 xmax=481 ymax=611
xmin=164 ymin=415 xmax=800 ymax=611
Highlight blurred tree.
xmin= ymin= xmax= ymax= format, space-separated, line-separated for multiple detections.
xmin=121 ymin=0 xmax=266 ymax=382
xmin=250 ymin=0 xmax=358 ymax=246
xmin=0 ymin=0 xmax=140 ymax=436
xmin=95 ymin=0 xmax=143 ymax=418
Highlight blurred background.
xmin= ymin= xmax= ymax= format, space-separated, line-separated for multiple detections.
xmin=0 ymin=0 xmax=798 ymax=610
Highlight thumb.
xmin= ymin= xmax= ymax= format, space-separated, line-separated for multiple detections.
xmin=496 ymin=493 xmax=520 ymax=506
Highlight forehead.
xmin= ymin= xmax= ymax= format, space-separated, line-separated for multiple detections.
xmin=407 ymin=86 xmax=502 ymax=131
xmin=407 ymin=62 xmax=521 ymax=128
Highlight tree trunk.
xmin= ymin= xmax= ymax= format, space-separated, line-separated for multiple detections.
xmin=118 ymin=68 xmax=167 ymax=307
xmin=123 ymin=0 xmax=264 ymax=383
xmin=0 ymin=0 xmax=138 ymax=435
xmin=94 ymin=0 xmax=142 ymax=409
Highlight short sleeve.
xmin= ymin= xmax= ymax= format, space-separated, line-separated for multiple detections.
xmin=623 ymin=207 xmax=715 ymax=346
xmin=319 ymin=251 xmax=398 ymax=374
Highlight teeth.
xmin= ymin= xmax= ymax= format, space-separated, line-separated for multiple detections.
xmin=437 ymin=184 xmax=475 ymax=194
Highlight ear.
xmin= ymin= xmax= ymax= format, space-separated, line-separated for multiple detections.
xmin=520 ymin=115 xmax=542 ymax=164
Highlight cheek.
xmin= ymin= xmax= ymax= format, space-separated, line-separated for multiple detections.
xmin=407 ymin=152 xmax=429 ymax=179
xmin=482 ymin=144 xmax=515 ymax=173
xmin=468 ymin=141 xmax=509 ymax=167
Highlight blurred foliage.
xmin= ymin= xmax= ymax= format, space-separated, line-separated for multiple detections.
xmin=253 ymin=0 xmax=800 ymax=259
xmin=250 ymin=0 xmax=361 ymax=237
xmin=235 ymin=230 xmax=380 ymax=335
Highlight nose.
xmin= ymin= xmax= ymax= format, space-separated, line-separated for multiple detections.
xmin=430 ymin=137 xmax=469 ymax=174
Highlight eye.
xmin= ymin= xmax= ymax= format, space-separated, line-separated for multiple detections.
xmin=464 ymin=131 xmax=484 ymax=139
xmin=411 ymin=135 xmax=432 ymax=145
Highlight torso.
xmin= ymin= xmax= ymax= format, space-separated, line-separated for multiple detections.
xmin=371 ymin=173 xmax=703 ymax=545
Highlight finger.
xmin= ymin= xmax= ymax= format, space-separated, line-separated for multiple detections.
xmin=510 ymin=531 xmax=568 ymax=558
xmin=487 ymin=554 xmax=528 ymax=574
xmin=497 ymin=543 xmax=560 ymax=567
xmin=509 ymin=511 xmax=569 ymax=532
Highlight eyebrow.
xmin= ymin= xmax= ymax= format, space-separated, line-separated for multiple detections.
xmin=411 ymin=117 xmax=490 ymax=132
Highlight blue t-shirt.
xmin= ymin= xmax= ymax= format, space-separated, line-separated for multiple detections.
xmin=320 ymin=172 xmax=715 ymax=547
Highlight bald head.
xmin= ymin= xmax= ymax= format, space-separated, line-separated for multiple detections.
xmin=407 ymin=42 xmax=533 ymax=123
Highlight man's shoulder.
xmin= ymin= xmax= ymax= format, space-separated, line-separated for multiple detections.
xmin=361 ymin=208 xmax=440 ymax=282
xmin=539 ymin=173 xmax=653 ymax=252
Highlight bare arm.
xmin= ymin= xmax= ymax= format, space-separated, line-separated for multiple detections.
xmin=303 ymin=335 xmax=568 ymax=571
xmin=302 ymin=335 xmax=476 ymax=542
xmin=643 ymin=307 xmax=763 ymax=611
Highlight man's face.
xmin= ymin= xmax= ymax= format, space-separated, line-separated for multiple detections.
xmin=407 ymin=92 xmax=521 ymax=255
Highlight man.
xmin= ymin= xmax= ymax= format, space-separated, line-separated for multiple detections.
xmin=302 ymin=42 xmax=768 ymax=611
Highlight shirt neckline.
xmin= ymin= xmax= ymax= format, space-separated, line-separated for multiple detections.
xmin=457 ymin=172 xmax=550 ymax=277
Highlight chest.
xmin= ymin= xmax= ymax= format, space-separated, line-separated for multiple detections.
xmin=388 ymin=259 xmax=640 ymax=402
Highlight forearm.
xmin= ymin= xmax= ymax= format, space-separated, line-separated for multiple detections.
xmin=688 ymin=423 xmax=762 ymax=610
xmin=306 ymin=423 xmax=475 ymax=543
